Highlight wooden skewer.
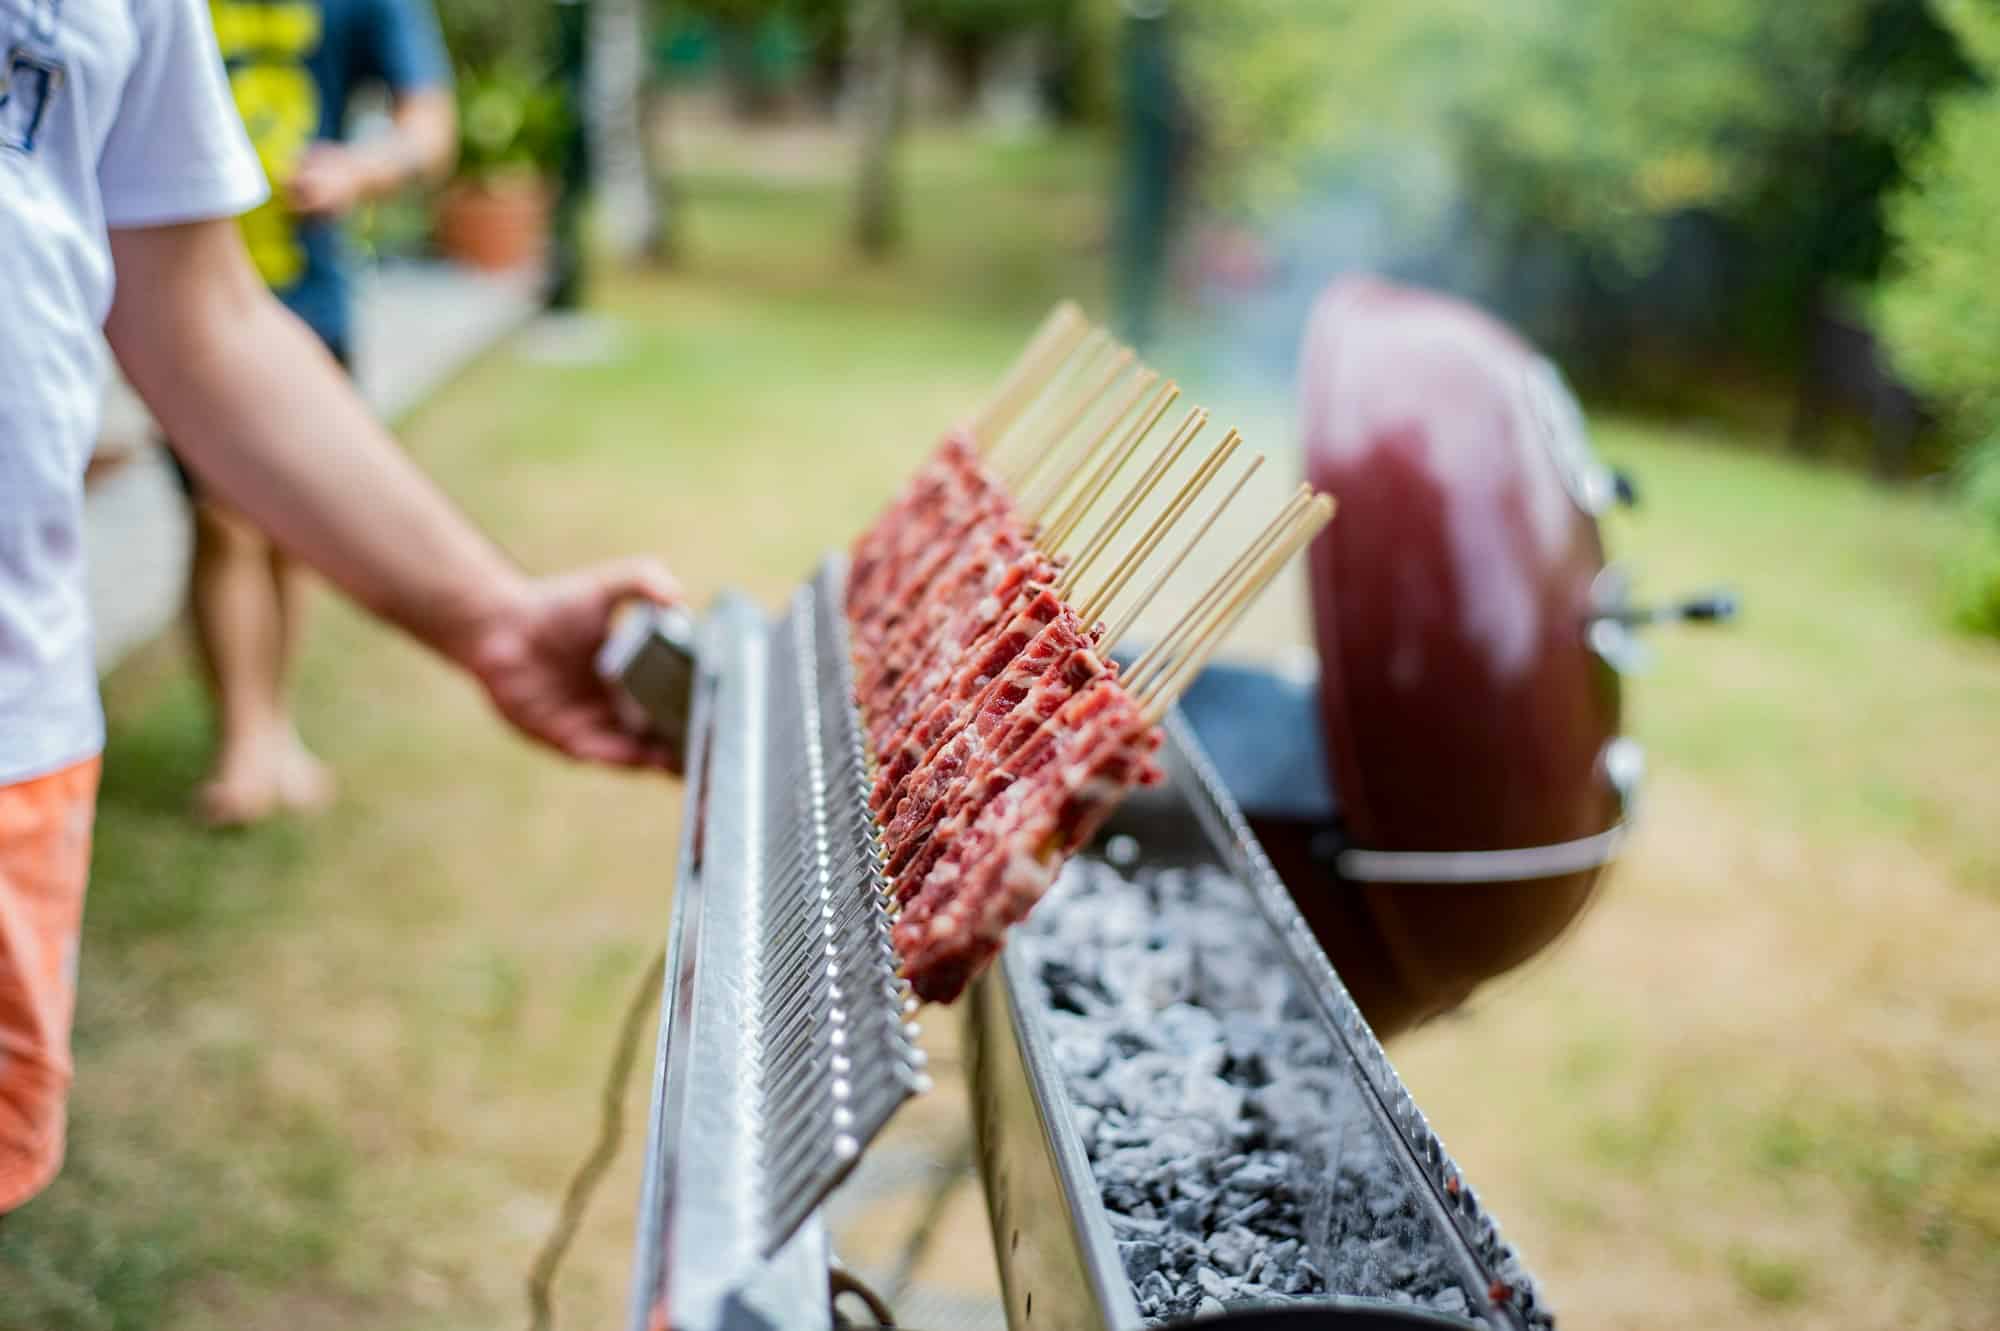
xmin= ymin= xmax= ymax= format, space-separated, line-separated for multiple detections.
xmin=993 ymin=328 xmax=1110 ymax=484
xmin=1013 ymin=348 xmax=1134 ymax=499
xmin=1023 ymin=369 xmax=1158 ymax=525
xmin=1104 ymin=454 xmax=1265 ymax=650
xmin=1125 ymin=485 xmax=1312 ymax=692
xmin=1139 ymin=498 xmax=1334 ymax=724
xmin=1041 ymin=380 xmax=1179 ymax=552
xmin=980 ymin=308 xmax=1091 ymax=449
xmin=1077 ymin=429 xmax=1243 ymax=626
xmin=1058 ymin=406 xmax=1208 ymax=597
xmin=974 ymin=301 xmax=1084 ymax=441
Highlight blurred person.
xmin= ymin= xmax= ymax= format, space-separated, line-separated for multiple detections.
xmin=172 ymin=0 xmax=455 ymax=826
xmin=0 ymin=0 xmax=677 ymax=1215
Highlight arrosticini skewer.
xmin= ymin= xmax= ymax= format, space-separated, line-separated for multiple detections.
xmin=845 ymin=302 xmax=1337 ymax=1005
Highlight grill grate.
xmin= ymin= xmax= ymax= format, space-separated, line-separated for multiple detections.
xmin=755 ymin=573 xmax=930 ymax=1255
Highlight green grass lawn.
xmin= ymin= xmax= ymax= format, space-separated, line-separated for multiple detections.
xmin=3 ymin=126 xmax=1997 ymax=1331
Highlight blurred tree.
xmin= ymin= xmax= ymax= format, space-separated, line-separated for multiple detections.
xmin=908 ymin=0 xmax=1072 ymax=108
xmin=850 ymin=0 xmax=906 ymax=255
xmin=435 ymin=0 xmax=558 ymax=75
xmin=1181 ymin=1 xmax=1972 ymax=398
xmin=1879 ymin=0 xmax=2000 ymax=631
xmin=592 ymin=0 xmax=677 ymax=263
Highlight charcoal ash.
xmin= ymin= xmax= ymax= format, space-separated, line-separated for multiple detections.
xmin=1019 ymin=858 xmax=1479 ymax=1325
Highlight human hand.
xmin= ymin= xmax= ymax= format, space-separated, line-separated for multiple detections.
xmin=285 ymin=142 xmax=377 ymax=218
xmin=457 ymin=560 xmax=686 ymax=771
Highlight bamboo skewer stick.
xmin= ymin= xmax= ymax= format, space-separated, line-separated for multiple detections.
xmin=1104 ymin=454 xmax=1266 ymax=651
xmin=1012 ymin=348 xmax=1135 ymax=501
xmin=1057 ymin=406 xmax=1208 ymax=598
xmin=1041 ymin=380 xmax=1179 ymax=552
xmin=980 ymin=308 xmax=1090 ymax=449
xmin=1138 ymin=498 xmax=1334 ymax=723
xmin=1137 ymin=499 xmax=1331 ymax=715
xmin=1076 ymin=429 xmax=1243 ymax=626
xmin=1022 ymin=369 xmax=1158 ymax=525
xmin=1125 ymin=485 xmax=1313 ymax=692
xmin=990 ymin=326 xmax=1106 ymax=476
xmin=974 ymin=301 xmax=1083 ymax=441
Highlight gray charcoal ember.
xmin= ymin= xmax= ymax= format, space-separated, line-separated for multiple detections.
xmin=1025 ymin=857 xmax=1470 ymax=1315
xmin=1226 ymin=1159 xmax=1285 ymax=1193
xmin=1103 ymin=1184 xmax=1149 ymax=1211
xmin=1120 ymin=1240 xmax=1166 ymax=1281
xmin=1051 ymin=1030 xmax=1109 ymax=1079
xmin=1163 ymin=1231 xmax=1203 ymax=1272
xmin=1224 ymin=1197 xmax=1273 ymax=1228
xmin=1154 ymin=1118 xmax=1226 ymax=1157
xmin=1151 ymin=1002 xmax=1224 ymax=1060
xmin=1105 ymin=1023 xmax=1154 ymax=1058
xmin=1102 ymin=1052 xmax=1183 ymax=1112
xmin=1208 ymin=1225 xmax=1259 ymax=1276
xmin=1039 ymin=958 xmax=1115 ymax=1015
xmin=1071 ymin=1104 xmax=1102 ymax=1144
xmin=1430 ymin=1287 xmax=1470 ymax=1317
xmin=1099 ymin=1146 xmax=1163 ymax=1188
xmin=1367 ymin=1187 xmax=1406 ymax=1221
xmin=1248 ymin=1080 xmax=1326 ymax=1127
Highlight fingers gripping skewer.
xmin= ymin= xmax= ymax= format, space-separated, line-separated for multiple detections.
xmin=1077 ymin=429 xmax=1243 ymax=626
xmin=1125 ymin=485 xmax=1313 ymax=690
xmin=1139 ymin=498 xmax=1335 ymax=723
xmin=1041 ymin=380 xmax=1179 ymax=552
xmin=1104 ymin=454 xmax=1266 ymax=650
xmin=1058 ymin=407 xmax=1208 ymax=598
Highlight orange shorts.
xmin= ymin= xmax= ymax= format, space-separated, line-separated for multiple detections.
xmin=0 ymin=756 xmax=101 ymax=1214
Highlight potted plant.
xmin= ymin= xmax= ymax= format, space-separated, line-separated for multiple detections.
xmin=436 ymin=64 xmax=569 ymax=271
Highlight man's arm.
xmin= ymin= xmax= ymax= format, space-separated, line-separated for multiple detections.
xmin=288 ymin=88 xmax=455 ymax=217
xmin=105 ymin=217 xmax=679 ymax=768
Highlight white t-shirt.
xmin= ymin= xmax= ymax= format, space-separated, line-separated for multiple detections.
xmin=0 ymin=0 xmax=267 ymax=783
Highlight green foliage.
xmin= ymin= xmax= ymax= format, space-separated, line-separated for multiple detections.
xmin=1187 ymin=0 xmax=1968 ymax=279
xmin=1728 ymin=1247 xmax=1811 ymax=1306
xmin=432 ymin=0 xmax=555 ymax=77
xmin=454 ymin=63 xmax=572 ymax=180
xmin=908 ymin=0 xmax=1072 ymax=40
xmin=433 ymin=0 xmax=567 ymax=179
xmin=1181 ymin=0 xmax=1480 ymax=216
xmin=1878 ymin=0 xmax=2000 ymax=632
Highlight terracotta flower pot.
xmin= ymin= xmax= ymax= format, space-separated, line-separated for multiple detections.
xmin=435 ymin=174 xmax=551 ymax=273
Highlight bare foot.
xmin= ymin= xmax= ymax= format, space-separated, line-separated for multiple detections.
xmin=274 ymin=731 xmax=337 ymax=815
xmin=195 ymin=742 xmax=280 ymax=829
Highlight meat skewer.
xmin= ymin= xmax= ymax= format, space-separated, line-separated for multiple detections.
xmin=842 ymin=303 xmax=1331 ymax=1003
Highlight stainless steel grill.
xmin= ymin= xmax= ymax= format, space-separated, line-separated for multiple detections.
xmin=604 ymin=559 xmax=1556 ymax=1331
